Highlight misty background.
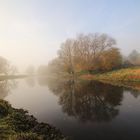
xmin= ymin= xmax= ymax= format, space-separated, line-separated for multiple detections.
xmin=0 ymin=0 xmax=140 ymax=72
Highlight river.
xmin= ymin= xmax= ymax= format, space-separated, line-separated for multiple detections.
xmin=1 ymin=76 xmax=140 ymax=140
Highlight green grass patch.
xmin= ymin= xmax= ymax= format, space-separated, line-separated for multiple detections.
xmin=0 ymin=100 xmax=66 ymax=140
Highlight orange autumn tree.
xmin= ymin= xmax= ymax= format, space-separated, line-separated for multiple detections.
xmin=96 ymin=48 xmax=122 ymax=71
xmin=42 ymin=33 xmax=123 ymax=75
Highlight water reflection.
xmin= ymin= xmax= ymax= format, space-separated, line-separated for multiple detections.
xmin=25 ymin=77 xmax=36 ymax=88
xmin=2 ymin=76 xmax=140 ymax=124
xmin=0 ymin=80 xmax=17 ymax=99
xmin=125 ymin=88 xmax=140 ymax=98
xmin=38 ymin=77 xmax=125 ymax=122
xmin=2 ymin=77 xmax=140 ymax=140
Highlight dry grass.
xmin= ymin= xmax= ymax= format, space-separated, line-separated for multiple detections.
xmin=80 ymin=67 xmax=140 ymax=82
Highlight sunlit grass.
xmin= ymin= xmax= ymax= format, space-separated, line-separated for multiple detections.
xmin=81 ymin=67 xmax=140 ymax=82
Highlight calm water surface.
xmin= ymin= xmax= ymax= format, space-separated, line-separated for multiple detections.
xmin=1 ymin=77 xmax=140 ymax=140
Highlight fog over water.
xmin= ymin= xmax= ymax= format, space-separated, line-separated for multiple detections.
xmin=0 ymin=0 xmax=140 ymax=72
xmin=1 ymin=77 xmax=140 ymax=140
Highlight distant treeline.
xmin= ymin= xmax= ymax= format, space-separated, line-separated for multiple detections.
xmin=37 ymin=33 xmax=140 ymax=75
xmin=0 ymin=56 xmax=17 ymax=75
xmin=0 ymin=33 xmax=140 ymax=76
xmin=123 ymin=50 xmax=140 ymax=67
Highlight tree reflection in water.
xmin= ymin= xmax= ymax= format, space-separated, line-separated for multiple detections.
xmin=0 ymin=79 xmax=17 ymax=99
xmin=38 ymin=77 xmax=124 ymax=122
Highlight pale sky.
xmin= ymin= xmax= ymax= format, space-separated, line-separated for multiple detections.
xmin=0 ymin=0 xmax=140 ymax=72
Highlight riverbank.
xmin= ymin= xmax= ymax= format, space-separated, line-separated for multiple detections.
xmin=0 ymin=100 xmax=66 ymax=140
xmin=0 ymin=75 xmax=28 ymax=81
xmin=80 ymin=67 xmax=140 ymax=90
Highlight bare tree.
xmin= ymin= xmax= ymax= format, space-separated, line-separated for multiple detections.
xmin=0 ymin=56 xmax=10 ymax=75
xmin=58 ymin=39 xmax=75 ymax=74
xmin=57 ymin=33 xmax=117 ymax=73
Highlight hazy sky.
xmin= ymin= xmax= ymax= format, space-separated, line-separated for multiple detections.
xmin=0 ymin=0 xmax=140 ymax=72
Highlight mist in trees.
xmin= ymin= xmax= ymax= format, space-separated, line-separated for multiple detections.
xmin=38 ymin=33 xmax=123 ymax=75
xmin=0 ymin=56 xmax=18 ymax=75
xmin=0 ymin=56 xmax=10 ymax=75
xmin=26 ymin=65 xmax=35 ymax=75
xmin=121 ymin=50 xmax=140 ymax=67
xmin=127 ymin=50 xmax=140 ymax=65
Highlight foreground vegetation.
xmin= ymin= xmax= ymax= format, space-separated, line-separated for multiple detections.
xmin=0 ymin=100 xmax=66 ymax=140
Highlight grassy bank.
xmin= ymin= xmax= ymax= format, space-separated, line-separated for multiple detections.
xmin=0 ymin=100 xmax=66 ymax=140
xmin=0 ymin=75 xmax=28 ymax=81
xmin=80 ymin=67 xmax=140 ymax=82
xmin=80 ymin=67 xmax=140 ymax=90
